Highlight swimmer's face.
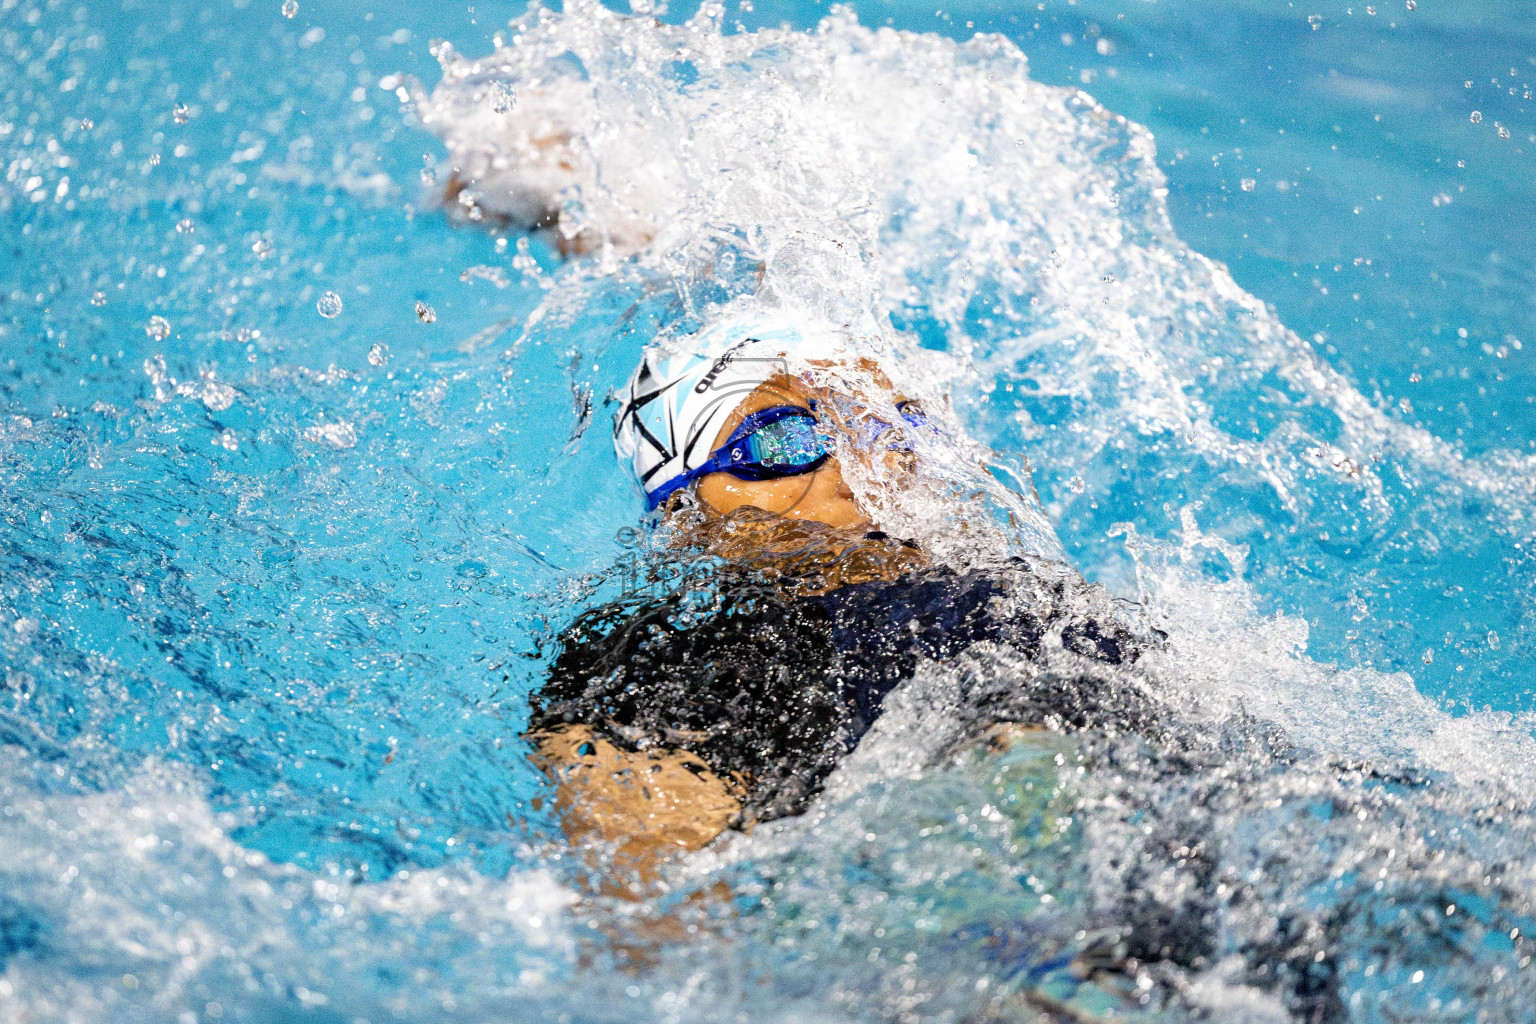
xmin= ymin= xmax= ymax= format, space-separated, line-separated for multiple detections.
xmin=694 ymin=372 xmax=912 ymax=530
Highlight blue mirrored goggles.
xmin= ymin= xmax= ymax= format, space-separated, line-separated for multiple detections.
xmin=645 ymin=402 xmax=931 ymax=511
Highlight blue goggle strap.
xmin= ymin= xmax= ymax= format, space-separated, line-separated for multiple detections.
xmin=807 ymin=399 xmax=932 ymax=452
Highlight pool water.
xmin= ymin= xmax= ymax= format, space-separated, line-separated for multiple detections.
xmin=1 ymin=0 xmax=1534 ymax=1021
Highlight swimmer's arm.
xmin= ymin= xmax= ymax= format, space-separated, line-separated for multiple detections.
xmin=529 ymin=725 xmax=743 ymax=889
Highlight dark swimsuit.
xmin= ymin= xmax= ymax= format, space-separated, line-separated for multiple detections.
xmin=529 ymin=559 xmax=1367 ymax=1023
xmin=529 ymin=556 xmax=1162 ymax=825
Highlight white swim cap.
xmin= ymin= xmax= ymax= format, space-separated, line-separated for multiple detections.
xmin=614 ymin=313 xmax=843 ymax=507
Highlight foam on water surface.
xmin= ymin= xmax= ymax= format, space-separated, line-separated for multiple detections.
xmin=2 ymin=0 xmax=1535 ymax=1020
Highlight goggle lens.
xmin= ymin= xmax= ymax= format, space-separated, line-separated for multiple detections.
xmin=736 ymin=414 xmax=828 ymax=470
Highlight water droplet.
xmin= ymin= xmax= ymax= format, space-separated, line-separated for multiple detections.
xmin=281 ymin=0 xmax=298 ymax=17
xmin=488 ymin=81 xmax=516 ymax=114
xmin=176 ymin=218 xmax=194 ymax=234
xmin=414 ymin=301 xmax=437 ymax=323
xmin=1470 ymin=110 xmax=1482 ymax=123
xmin=368 ymin=343 xmax=390 ymax=366
xmin=1240 ymin=178 xmax=1256 ymax=192
xmin=146 ymin=316 xmax=171 ymax=341
xmin=316 ymin=291 xmax=344 ymax=319
xmin=201 ymin=379 xmax=236 ymax=412
xmin=173 ymin=103 xmax=190 ymax=124
xmin=78 ymin=118 xmax=93 ymax=131
xmin=1421 ymin=649 xmax=1433 ymax=664
xmin=1307 ymin=13 xmax=1322 ymax=29
xmin=304 ymin=420 xmax=357 ymax=449
xmin=459 ymin=265 xmax=511 ymax=288
xmin=252 ymin=238 xmax=273 ymax=259
xmin=90 ymin=291 xmax=107 ymax=307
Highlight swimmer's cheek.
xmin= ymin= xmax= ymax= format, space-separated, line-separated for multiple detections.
xmin=696 ymin=460 xmax=870 ymax=531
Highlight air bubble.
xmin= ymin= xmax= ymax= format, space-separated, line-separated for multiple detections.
xmin=414 ymin=301 xmax=437 ymax=323
xmin=173 ymin=104 xmax=190 ymax=124
xmin=281 ymin=0 xmax=298 ymax=17
xmin=78 ymin=118 xmax=93 ymax=131
xmin=1240 ymin=178 xmax=1256 ymax=192
xmin=316 ymin=292 xmax=344 ymax=319
xmin=1365 ymin=5 xmax=1375 ymax=14
xmin=146 ymin=316 xmax=171 ymax=341
xmin=252 ymin=239 xmax=273 ymax=259
xmin=1470 ymin=111 xmax=1482 ymax=123
xmin=1405 ymin=0 xmax=1415 ymax=8
xmin=1498 ymin=125 xmax=1510 ymax=139
xmin=176 ymin=218 xmax=194 ymax=234
xmin=1307 ymin=14 xmax=1322 ymax=29
xmin=90 ymin=291 xmax=107 ymax=307
xmin=368 ymin=343 xmax=390 ymax=366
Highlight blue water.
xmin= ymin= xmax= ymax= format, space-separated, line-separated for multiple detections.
xmin=2 ymin=0 xmax=1535 ymax=1021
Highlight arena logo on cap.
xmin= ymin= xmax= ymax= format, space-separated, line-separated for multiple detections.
xmin=693 ymin=343 xmax=790 ymax=396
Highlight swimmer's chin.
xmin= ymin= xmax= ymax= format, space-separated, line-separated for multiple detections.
xmin=662 ymin=504 xmax=925 ymax=589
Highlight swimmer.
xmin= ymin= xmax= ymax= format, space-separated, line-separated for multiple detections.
xmin=524 ymin=311 xmax=1160 ymax=889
